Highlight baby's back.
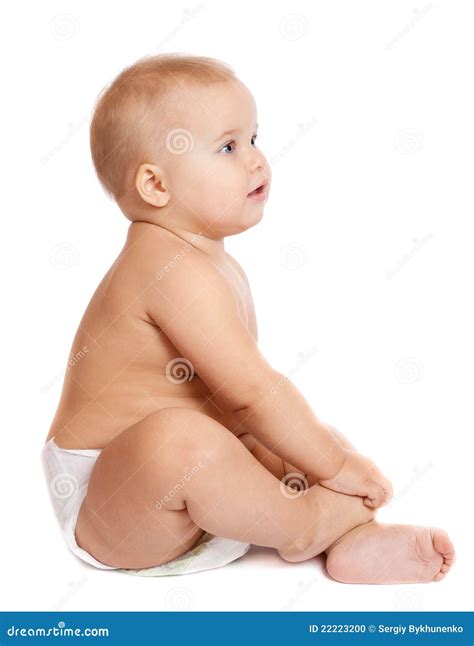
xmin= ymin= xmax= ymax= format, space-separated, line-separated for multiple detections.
xmin=46 ymin=224 xmax=255 ymax=449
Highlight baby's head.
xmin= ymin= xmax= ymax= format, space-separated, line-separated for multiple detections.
xmin=90 ymin=53 xmax=271 ymax=237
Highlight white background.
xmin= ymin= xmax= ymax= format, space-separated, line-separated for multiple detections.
xmin=1 ymin=0 xmax=473 ymax=612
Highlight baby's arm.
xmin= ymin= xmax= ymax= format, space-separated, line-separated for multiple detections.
xmin=146 ymin=242 xmax=344 ymax=482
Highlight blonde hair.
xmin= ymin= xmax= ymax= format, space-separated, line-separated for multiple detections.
xmin=90 ymin=53 xmax=236 ymax=202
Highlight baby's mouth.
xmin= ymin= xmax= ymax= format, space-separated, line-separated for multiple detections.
xmin=247 ymin=180 xmax=268 ymax=198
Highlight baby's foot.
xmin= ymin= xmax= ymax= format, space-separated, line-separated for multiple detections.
xmin=325 ymin=521 xmax=455 ymax=584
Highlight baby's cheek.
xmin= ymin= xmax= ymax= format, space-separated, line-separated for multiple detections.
xmin=190 ymin=158 xmax=248 ymax=212
xmin=208 ymin=180 xmax=243 ymax=209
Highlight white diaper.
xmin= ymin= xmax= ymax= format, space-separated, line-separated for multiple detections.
xmin=40 ymin=437 xmax=251 ymax=576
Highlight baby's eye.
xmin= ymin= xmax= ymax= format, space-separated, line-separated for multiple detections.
xmin=221 ymin=141 xmax=236 ymax=154
xmin=220 ymin=135 xmax=258 ymax=154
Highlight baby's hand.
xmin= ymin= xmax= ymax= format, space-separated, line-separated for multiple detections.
xmin=319 ymin=449 xmax=393 ymax=509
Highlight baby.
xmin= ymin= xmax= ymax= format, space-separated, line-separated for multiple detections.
xmin=41 ymin=53 xmax=454 ymax=583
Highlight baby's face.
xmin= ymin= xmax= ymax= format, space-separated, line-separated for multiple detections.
xmin=156 ymin=79 xmax=271 ymax=236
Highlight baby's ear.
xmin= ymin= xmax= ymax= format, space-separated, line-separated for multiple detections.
xmin=135 ymin=163 xmax=170 ymax=208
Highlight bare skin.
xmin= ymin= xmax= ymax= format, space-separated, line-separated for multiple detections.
xmin=315 ymin=428 xmax=455 ymax=584
xmin=45 ymin=78 xmax=455 ymax=582
xmin=325 ymin=521 xmax=455 ymax=584
xmin=45 ymin=223 xmax=454 ymax=582
xmin=46 ymin=223 xmax=375 ymax=569
xmin=73 ymin=407 xmax=377 ymax=569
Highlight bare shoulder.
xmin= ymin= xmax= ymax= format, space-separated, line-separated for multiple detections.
xmin=225 ymin=251 xmax=251 ymax=286
xmin=137 ymin=232 xmax=230 ymax=299
xmin=110 ymin=227 xmax=208 ymax=299
xmin=143 ymin=237 xmax=241 ymax=325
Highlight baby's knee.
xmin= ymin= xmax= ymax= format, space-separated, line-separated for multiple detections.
xmin=130 ymin=406 xmax=237 ymax=468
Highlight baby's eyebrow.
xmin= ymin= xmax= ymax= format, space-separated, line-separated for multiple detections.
xmin=213 ymin=123 xmax=258 ymax=143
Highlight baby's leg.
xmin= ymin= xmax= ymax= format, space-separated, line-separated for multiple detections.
xmin=316 ymin=427 xmax=455 ymax=583
xmin=239 ymin=421 xmax=355 ymax=486
xmin=75 ymin=407 xmax=375 ymax=569
xmin=318 ymin=426 xmax=455 ymax=583
xmin=244 ymin=426 xmax=456 ymax=583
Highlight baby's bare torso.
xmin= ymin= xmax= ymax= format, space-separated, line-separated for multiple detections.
xmin=46 ymin=225 xmax=257 ymax=449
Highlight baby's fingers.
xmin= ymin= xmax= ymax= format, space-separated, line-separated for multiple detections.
xmin=383 ymin=479 xmax=394 ymax=505
xmin=363 ymin=496 xmax=377 ymax=508
xmin=377 ymin=474 xmax=394 ymax=505
xmin=363 ymin=482 xmax=387 ymax=508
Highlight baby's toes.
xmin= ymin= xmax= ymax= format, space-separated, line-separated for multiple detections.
xmin=432 ymin=528 xmax=456 ymax=564
xmin=431 ymin=528 xmax=455 ymax=581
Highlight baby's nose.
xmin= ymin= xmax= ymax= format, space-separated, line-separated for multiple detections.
xmin=249 ymin=148 xmax=267 ymax=172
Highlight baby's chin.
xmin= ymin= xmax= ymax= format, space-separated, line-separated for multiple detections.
xmin=245 ymin=205 xmax=266 ymax=229
xmin=223 ymin=206 xmax=266 ymax=235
